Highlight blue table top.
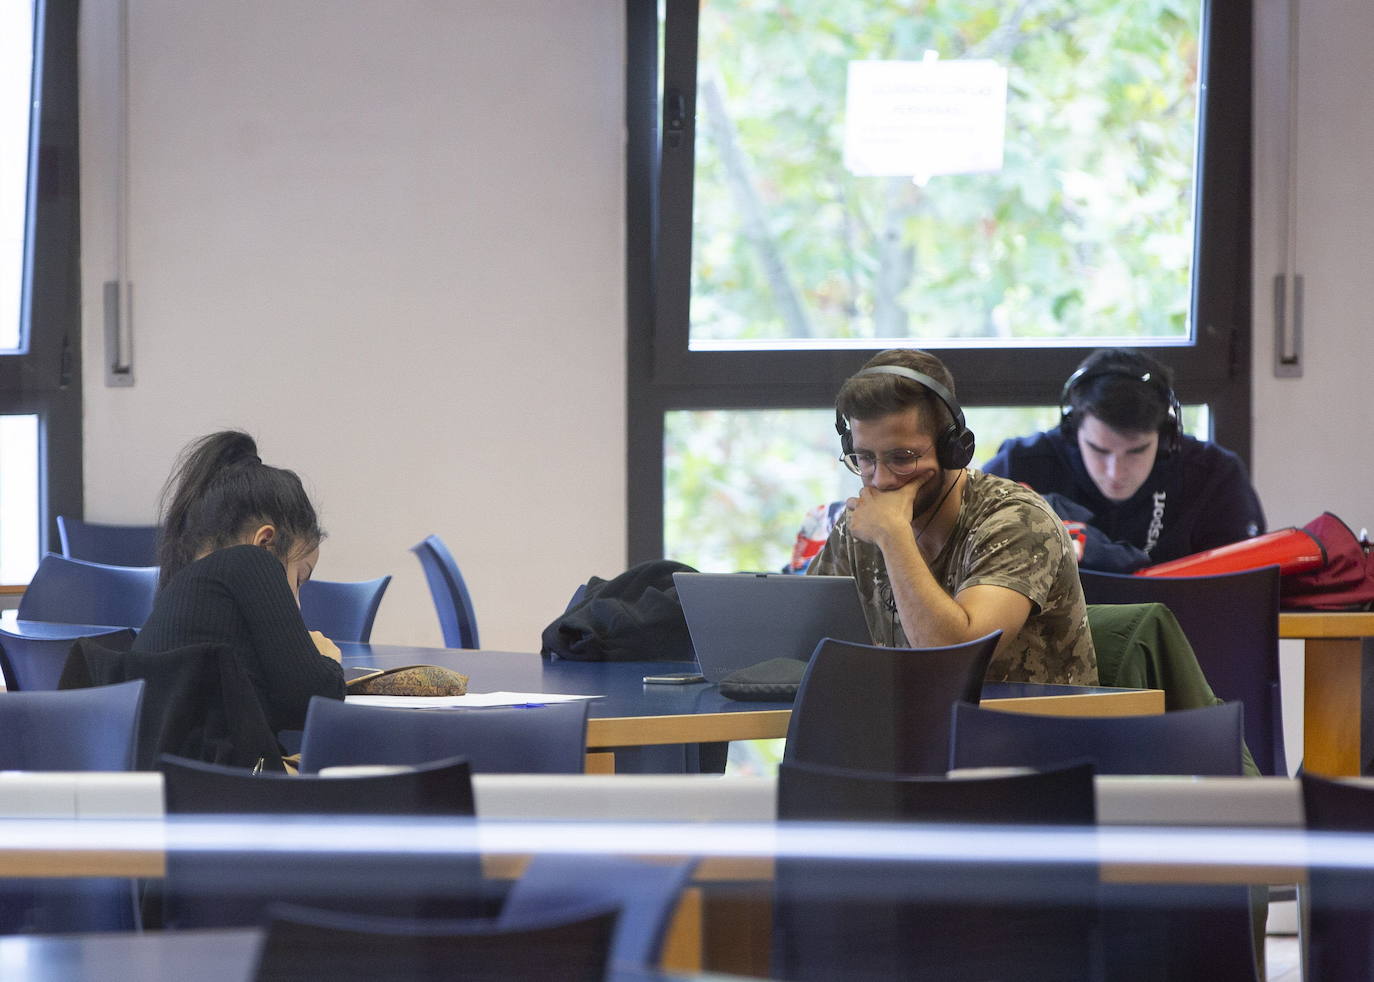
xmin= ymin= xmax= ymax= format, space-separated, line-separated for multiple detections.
xmin=340 ymin=643 xmax=1135 ymax=722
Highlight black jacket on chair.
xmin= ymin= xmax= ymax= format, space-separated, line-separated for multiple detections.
xmin=541 ymin=560 xmax=697 ymax=662
xmin=59 ymin=637 xmax=284 ymax=772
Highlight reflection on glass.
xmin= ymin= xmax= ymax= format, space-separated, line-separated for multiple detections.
xmin=0 ymin=414 xmax=40 ymax=583
xmin=689 ymin=0 xmax=1202 ymax=349
xmin=664 ymin=404 xmax=1208 ymax=575
xmin=1 ymin=0 xmax=37 ymax=353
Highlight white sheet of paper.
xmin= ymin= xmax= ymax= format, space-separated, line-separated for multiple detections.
xmin=345 ymin=691 xmax=601 ymax=709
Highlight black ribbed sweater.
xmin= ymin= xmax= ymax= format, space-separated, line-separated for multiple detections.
xmin=134 ymin=544 xmax=345 ymax=732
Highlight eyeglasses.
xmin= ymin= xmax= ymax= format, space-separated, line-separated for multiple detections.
xmin=839 ymin=449 xmax=926 ymax=476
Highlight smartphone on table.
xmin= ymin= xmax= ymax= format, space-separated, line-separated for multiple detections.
xmin=642 ymin=672 xmax=706 ymax=684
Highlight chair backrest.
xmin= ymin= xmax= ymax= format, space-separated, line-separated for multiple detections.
xmin=160 ymin=755 xmax=482 ymax=929
xmin=783 ymin=632 xmax=1001 ymax=774
xmin=0 ymin=679 xmax=144 ymax=770
xmin=298 ymin=575 xmax=392 ymax=643
xmin=1078 ymin=565 xmax=1284 ymax=775
xmin=1300 ymin=772 xmax=1374 ymax=981
xmin=298 ymin=696 xmax=590 ymax=775
xmin=0 ymin=680 xmax=146 ymax=935
xmin=17 ymin=553 xmax=159 ymax=628
xmin=499 ymin=854 xmax=696 ymax=971
xmin=254 ymin=901 xmax=618 ymax=982
xmin=777 ymin=758 xmax=1098 ymax=824
xmin=949 ymin=700 xmax=1245 ymax=776
xmin=773 ymin=760 xmax=1098 ymax=982
xmin=949 ymin=703 xmax=1257 ymax=981
xmin=0 ymin=627 xmax=136 ymax=691
xmin=410 ymin=534 xmax=480 ymax=648
xmin=56 ymin=516 xmax=159 ymax=567
xmin=161 ymin=753 xmax=476 ymax=815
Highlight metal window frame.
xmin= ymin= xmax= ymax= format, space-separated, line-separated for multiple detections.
xmin=629 ymin=0 xmax=1253 ymax=563
xmin=0 ymin=0 xmax=83 ymax=567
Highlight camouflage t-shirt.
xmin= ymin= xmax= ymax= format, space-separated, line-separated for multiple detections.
xmin=808 ymin=469 xmax=1098 ymax=684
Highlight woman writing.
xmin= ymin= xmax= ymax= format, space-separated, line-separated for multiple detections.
xmin=134 ymin=430 xmax=345 ymax=734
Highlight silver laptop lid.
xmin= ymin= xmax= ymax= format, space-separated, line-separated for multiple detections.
xmin=672 ymin=572 xmax=874 ymax=683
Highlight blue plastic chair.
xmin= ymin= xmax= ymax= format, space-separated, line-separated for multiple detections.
xmin=411 ymin=534 xmax=480 ymax=649
xmin=17 ymin=553 xmax=159 ymax=628
xmin=160 ymin=754 xmax=482 ymax=928
xmin=0 ymin=680 xmax=145 ymax=935
xmin=0 ymin=626 xmax=136 ymax=691
xmin=773 ymin=760 xmax=1098 ymax=982
xmin=1300 ymin=772 xmax=1374 ymax=982
xmin=499 ymin=854 xmax=696 ymax=972
xmin=0 ymin=679 xmax=144 ymax=770
xmin=1078 ymin=565 xmax=1285 ymax=776
xmin=56 ymin=516 xmax=159 ymax=568
xmin=784 ymin=633 xmax=1001 ymax=775
xmin=254 ymin=901 xmax=618 ymax=982
xmin=298 ymin=697 xmax=589 ymax=775
xmin=299 ymin=575 xmax=392 ymax=643
xmin=950 ymin=700 xmax=1259 ymax=981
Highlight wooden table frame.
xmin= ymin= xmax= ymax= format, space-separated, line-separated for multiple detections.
xmin=584 ymin=687 xmax=1163 ymax=750
xmin=1281 ymin=610 xmax=1374 ymax=776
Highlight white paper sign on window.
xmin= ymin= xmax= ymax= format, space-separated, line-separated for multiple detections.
xmin=843 ymin=59 xmax=1008 ymax=183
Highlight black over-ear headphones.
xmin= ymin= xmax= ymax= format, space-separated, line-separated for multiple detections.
xmin=1058 ymin=363 xmax=1182 ymax=457
xmin=834 ymin=365 xmax=977 ymax=470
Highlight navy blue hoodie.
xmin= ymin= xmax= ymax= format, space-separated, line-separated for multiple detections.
xmin=983 ymin=428 xmax=1266 ymax=573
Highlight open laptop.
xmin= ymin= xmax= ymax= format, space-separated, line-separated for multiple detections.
xmin=672 ymin=572 xmax=874 ymax=682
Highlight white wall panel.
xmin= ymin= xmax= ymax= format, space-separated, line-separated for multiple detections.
xmin=79 ymin=0 xmax=626 ymax=649
xmin=1252 ymin=0 xmax=1374 ymax=531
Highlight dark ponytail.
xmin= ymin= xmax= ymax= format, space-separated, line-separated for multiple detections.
xmin=157 ymin=430 xmax=323 ymax=588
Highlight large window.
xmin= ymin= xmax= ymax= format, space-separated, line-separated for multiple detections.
xmin=628 ymin=0 xmax=1252 ymax=568
xmin=1 ymin=0 xmax=37 ymax=354
xmin=0 ymin=0 xmax=82 ymax=582
xmin=687 ymin=0 xmax=1204 ymax=350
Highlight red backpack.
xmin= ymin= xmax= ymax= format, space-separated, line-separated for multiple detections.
xmin=1281 ymin=513 xmax=1374 ymax=611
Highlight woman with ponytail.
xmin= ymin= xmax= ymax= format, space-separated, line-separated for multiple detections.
xmin=134 ymin=431 xmax=345 ymax=734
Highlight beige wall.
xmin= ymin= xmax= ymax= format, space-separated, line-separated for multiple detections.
xmin=1251 ymin=0 xmax=1374 ymax=529
xmin=78 ymin=0 xmax=627 ymax=649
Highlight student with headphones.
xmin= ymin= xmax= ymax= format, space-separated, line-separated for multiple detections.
xmin=809 ymin=349 xmax=1097 ymax=686
xmin=983 ymin=348 xmax=1266 ymax=573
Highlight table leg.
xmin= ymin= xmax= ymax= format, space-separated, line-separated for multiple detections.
xmin=1302 ymin=638 xmax=1372 ymax=776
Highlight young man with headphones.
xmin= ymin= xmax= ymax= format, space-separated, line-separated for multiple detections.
xmin=983 ymin=348 xmax=1266 ymax=573
xmin=809 ymin=349 xmax=1097 ymax=686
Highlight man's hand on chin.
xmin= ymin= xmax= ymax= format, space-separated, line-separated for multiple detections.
xmin=846 ymin=480 xmax=921 ymax=548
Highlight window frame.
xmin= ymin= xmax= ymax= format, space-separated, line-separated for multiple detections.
xmin=629 ymin=0 xmax=1253 ymax=563
xmin=0 ymin=0 xmax=83 ymax=573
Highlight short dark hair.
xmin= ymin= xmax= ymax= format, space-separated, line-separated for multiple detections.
xmin=1063 ymin=348 xmax=1175 ymax=436
xmin=836 ymin=349 xmax=958 ymax=438
xmin=156 ymin=430 xmax=324 ymax=589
